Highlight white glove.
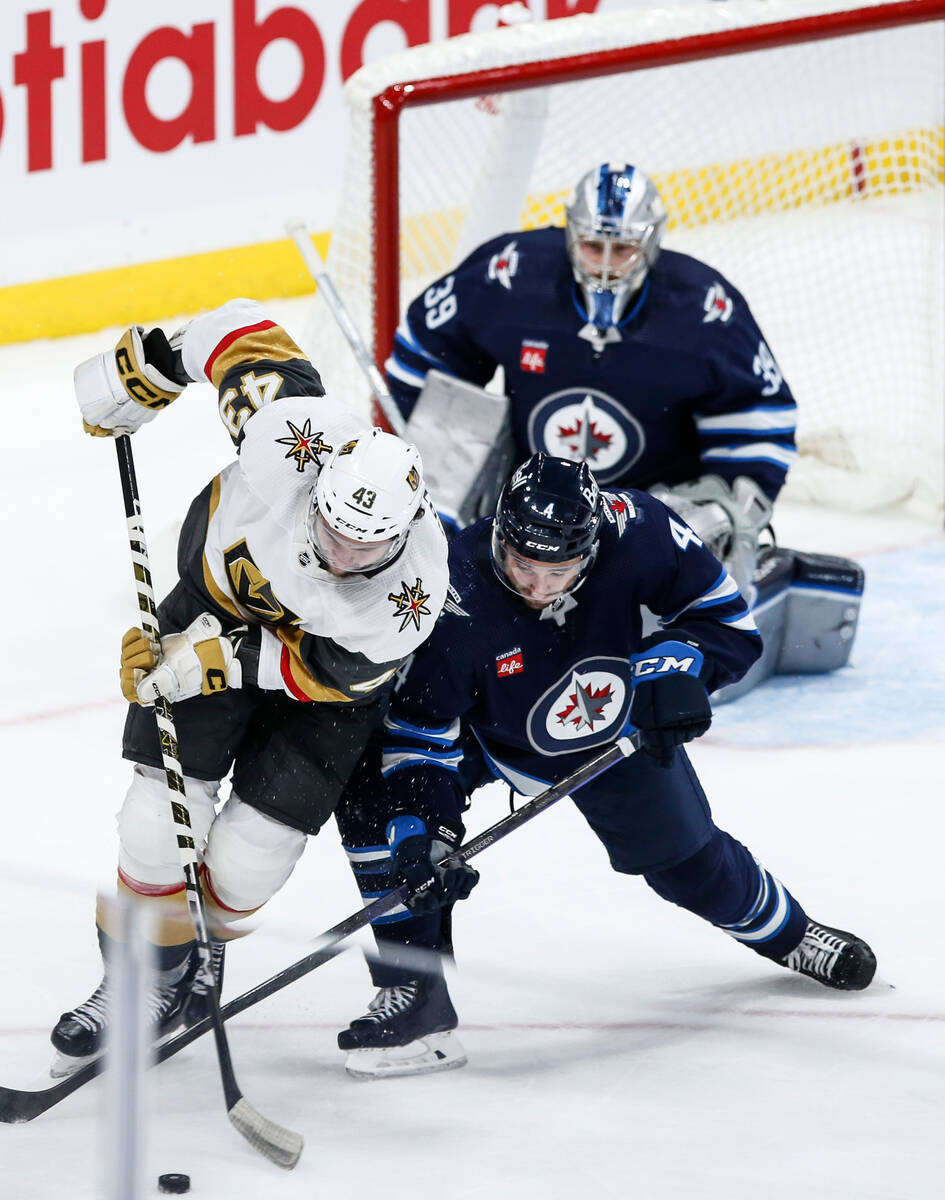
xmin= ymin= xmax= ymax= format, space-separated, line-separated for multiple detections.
xmin=75 ymin=325 xmax=187 ymax=437
xmin=120 ymin=614 xmax=242 ymax=706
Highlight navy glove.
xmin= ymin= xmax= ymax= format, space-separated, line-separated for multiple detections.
xmin=387 ymin=815 xmax=480 ymax=915
xmin=628 ymin=634 xmax=712 ymax=768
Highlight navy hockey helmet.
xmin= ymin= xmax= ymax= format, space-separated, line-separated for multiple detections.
xmin=565 ymin=163 xmax=667 ymax=332
xmin=491 ymin=454 xmax=603 ymax=601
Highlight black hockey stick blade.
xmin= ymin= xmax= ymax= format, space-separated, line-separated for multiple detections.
xmin=0 ymin=735 xmax=639 ymax=1126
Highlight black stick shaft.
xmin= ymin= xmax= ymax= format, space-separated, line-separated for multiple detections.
xmin=0 ymin=732 xmax=638 ymax=1123
xmin=113 ymin=437 xmax=301 ymax=1166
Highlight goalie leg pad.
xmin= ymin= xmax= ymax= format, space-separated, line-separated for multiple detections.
xmin=776 ymin=551 xmax=863 ymax=674
xmin=713 ymin=549 xmax=863 ymax=702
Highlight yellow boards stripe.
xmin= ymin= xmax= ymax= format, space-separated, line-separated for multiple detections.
xmin=0 ymin=231 xmax=331 ymax=347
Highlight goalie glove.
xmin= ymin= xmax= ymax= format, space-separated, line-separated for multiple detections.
xmin=387 ymin=815 xmax=479 ymax=915
xmin=75 ymin=325 xmax=190 ymax=437
xmin=120 ymin=613 xmax=242 ymax=706
xmin=628 ymin=632 xmax=712 ymax=768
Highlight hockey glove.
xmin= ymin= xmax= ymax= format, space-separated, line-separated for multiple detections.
xmin=75 ymin=325 xmax=190 ymax=437
xmin=387 ymin=815 xmax=479 ymax=916
xmin=628 ymin=633 xmax=712 ymax=768
xmin=120 ymin=613 xmax=242 ymax=706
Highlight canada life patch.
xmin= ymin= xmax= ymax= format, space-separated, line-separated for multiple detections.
xmin=496 ymin=647 xmax=524 ymax=678
xmin=520 ymin=340 xmax=548 ymax=373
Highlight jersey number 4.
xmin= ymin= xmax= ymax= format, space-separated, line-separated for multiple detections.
xmin=669 ymin=516 xmax=704 ymax=551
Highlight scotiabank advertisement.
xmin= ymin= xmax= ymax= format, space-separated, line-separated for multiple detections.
xmin=0 ymin=0 xmax=662 ymax=297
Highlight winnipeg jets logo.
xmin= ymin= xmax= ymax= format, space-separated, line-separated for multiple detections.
xmin=275 ymin=419 xmax=332 ymax=472
xmin=388 ymin=578 xmax=432 ymax=632
xmin=528 ymin=389 xmax=644 ymax=484
xmin=527 ymin=658 xmax=631 ymax=754
xmin=557 ymin=397 xmax=614 ymax=460
xmin=556 ymin=672 xmax=615 ymax=731
xmin=487 ymin=240 xmax=519 ymax=289
xmin=703 ymin=282 xmax=733 ymax=324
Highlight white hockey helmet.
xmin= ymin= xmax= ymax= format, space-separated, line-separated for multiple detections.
xmin=565 ymin=163 xmax=667 ymax=331
xmin=309 ymin=428 xmax=425 ymax=574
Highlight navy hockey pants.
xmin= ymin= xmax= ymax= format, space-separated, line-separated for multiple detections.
xmin=336 ymin=741 xmax=808 ymax=988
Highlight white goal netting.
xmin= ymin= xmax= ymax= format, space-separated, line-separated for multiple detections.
xmin=304 ymin=0 xmax=945 ymax=514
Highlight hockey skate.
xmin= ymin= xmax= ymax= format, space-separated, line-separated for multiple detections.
xmin=338 ymin=973 xmax=467 ymax=1080
xmin=49 ymin=942 xmax=222 ymax=1078
xmin=779 ymin=921 xmax=876 ymax=990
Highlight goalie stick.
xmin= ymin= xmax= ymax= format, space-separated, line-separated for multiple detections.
xmin=112 ymin=435 xmax=303 ymax=1170
xmin=0 ymin=732 xmax=640 ymax=1124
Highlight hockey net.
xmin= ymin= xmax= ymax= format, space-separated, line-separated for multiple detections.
xmin=306 ymin=0 xmax=945 ymax=515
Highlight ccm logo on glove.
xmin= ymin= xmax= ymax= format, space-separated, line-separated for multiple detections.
xmin=628 ymin=637 xmax=711 ymax=768
xmin=632 ymin=649 xmax=703 ymax=677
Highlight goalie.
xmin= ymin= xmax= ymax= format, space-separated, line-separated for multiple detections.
xmin=387 ymin=162 xmax=863 ymax=700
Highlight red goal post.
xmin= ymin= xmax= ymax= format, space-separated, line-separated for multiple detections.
xmin=314 ymin=0 xmax=945 ymax=514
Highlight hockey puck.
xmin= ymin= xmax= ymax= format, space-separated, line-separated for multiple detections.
xmin=158 ymin=1175 xmax=191 ymax=1194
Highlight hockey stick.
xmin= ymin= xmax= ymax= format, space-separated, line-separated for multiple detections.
xmin=286 ymin=222 xmax=407 ymax=436
xmin=0 ymin=732 xmax=639 ymax=1124
xmin=112 ymin=435 xmax=302 ymax=1169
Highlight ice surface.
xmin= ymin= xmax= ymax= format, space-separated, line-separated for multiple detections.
xmin=0 ymin=300 xmax=942 ymax=1199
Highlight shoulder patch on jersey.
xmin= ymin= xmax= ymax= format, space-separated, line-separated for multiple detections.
xmin=487 ymin=240 xmax=519 ymax=289
xmin=443 ymin=582 xmax=471 ymax=618
xmin=388 ymin=577 xmax=433 ymax=632
xmin=275 ymin=419 xmax=333 ymax=472
xmin=601 ymin=490 xmax=638 ymax=537
xmin=703 ymin=282 xmax=734 ymax=324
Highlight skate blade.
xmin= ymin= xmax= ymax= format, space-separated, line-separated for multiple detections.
xmin=345 ymin=1031 xmax=467 ymax=1080
xmin=49 ymin=1050 xmax=100 ymax=1080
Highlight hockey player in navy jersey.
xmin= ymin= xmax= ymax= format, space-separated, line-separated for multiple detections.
xmin=388 ymin=163 xmax=794 ymax=536
xmin=389 ymin=163 xmax=863 ymax=700
xmin=50 ymin=299 xmax=449 ymax=1077
xmin=334 ymin=454 xmax=876 ymax=1079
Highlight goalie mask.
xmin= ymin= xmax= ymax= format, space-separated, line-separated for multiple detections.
xmin=492 ymin=454 xmax=603 ymax=607
xmin=565 ymin=163 xmax=667 ymax=334
xmin=309 ymin=428 xmax=424 ymax=575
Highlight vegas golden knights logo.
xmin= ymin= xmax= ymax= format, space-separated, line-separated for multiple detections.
xmin=275 ymin=419 xmax=333 ymax=473
xmin=387 ymin=577 xmax=432 ymax=632
xmin=337 ymin=439 xmax=358 ymax=456
xmin=405 ymin=465 xmax=420 ymax=492
xmin=223 ymin=541 xmax=300 ymax=625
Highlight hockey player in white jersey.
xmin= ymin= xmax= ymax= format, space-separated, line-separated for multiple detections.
xmin=50 ymin=299 xmax=449 ymax=1076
